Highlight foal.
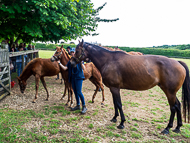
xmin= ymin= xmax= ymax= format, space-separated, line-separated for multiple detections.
xmin=17 ymin=58 xmax=60 ymax=103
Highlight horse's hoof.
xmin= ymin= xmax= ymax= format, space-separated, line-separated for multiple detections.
xmin=60 ymin=98 xmax=63 ymax=100
xmin=110 ymin=118 xmax=117 ymax=123
xmin=173 ymin=128 xmax=180 ymax=133
xmin=32 ymin=101 xmax=36 ymax=103
xmin=45 ymin=99 xmax=48 ymax=101
xmin=92 ymin=101 xmax=94 ymax=103
xmin=117 ymin=124 xmax=124 ymax=129
xmin=161 ymin=129 xmax=169 ymax=134
xmin=101 ymin=102 xmax=104 ymax=105
xmin=65 ymin=103 xmax=68 ymax=106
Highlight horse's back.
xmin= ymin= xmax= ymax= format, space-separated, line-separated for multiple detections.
xmin=103 ymin=54 xmax=186 ymax=90
xmin=29 ymin=58 xmax=60 ymax=76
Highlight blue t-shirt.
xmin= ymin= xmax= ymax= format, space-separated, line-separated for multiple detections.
xmin=67 ymin=61 xmax=85 ymax=82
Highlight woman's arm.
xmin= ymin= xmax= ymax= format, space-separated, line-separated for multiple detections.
xmin=58 ymin=60 xmax=68 ymax=70
xmin=80 ymin=62 xmax=85 ymax=70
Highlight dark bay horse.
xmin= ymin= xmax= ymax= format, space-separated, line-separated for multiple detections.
xmin=52 ymin=45 xmax=105 ymax=106
xmin=71 ymin=40 xmax=190 ymax=134
xmin=17 ymin=58 xmax=60 ymax=103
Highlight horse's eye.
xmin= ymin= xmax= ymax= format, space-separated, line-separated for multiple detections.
xmin=76 ymin=51 xmax=79 ymax=54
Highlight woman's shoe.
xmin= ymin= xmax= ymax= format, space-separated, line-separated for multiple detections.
xmin=71 ymin=105 xmax=80 ymax=111
xmin=81 ymin=106 xmax=87 ymax=114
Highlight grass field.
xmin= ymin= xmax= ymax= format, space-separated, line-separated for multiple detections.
xmin=1 ymin=50 xmax=190 ymax=142
xmin=39 ymin=50 xmax=55 ymax=59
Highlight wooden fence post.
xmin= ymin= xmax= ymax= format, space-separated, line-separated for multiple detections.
xmin=0 ymin=49 xmax=11 ymax=100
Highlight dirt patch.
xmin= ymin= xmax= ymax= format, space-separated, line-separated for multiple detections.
xmin=0 ymin=75 xmax=189 ymax=142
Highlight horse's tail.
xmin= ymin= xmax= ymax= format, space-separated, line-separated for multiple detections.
xmin=178 ymin=61 xmax=190 ymax=123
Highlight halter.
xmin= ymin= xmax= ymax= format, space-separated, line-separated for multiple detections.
xmin=52 ymin=50 xmax=62 ymax=61
xmin=75 ymin=47 xmax=86 ymax=63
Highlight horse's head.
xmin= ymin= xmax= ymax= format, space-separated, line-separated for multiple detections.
xmin=17 ymin=77 xmax=27 ymax=93
xmin=51 ymin=45 xmax=63 ymax=62
xmin=70 ymin=39 xmax=88 ymax=66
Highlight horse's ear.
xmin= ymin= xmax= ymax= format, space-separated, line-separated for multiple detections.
xmin=61 ymin=45 xmax=63 ymax=49
xmin=80 ymin=39 xmax=84 ymax=47
xmin=78 ymin=40 xmax=80 ymax=43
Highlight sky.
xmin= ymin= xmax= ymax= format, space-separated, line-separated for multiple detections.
xmin=69 ymin=0 xmax=190 ymax=47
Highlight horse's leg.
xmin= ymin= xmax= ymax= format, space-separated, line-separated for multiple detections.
xmin=60 ymin=81 xmax=67 ymax=100
xmin=65 ymin=83 xmax=70 ymax=106
xmin=69 ymin=83 xmax=74 ymax=107
xmin=40 ymin=77 xmax=49 ymax=101
xmin=33 ymin=74 xmax=40 ymax=103
xmin=100 ymin=83 xmax=105 ymax=105
xmin=89 ymin=78 xmax=99 ymax=103
xmin=173 ymin=97 xmax=183 ymax=133
xmin=110 ymin=87 xmax=126 ymax=129
xmin=161 ymin=93 xmax=177 ymax=134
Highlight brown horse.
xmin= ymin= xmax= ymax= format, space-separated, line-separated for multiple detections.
xmin=52 ymin=45 xmax=105 ymax=106
xmin=17 ymin=58 xmax=60 ymax=103
xmin=102 ymin=46 xmax=143 ymax=55
xmin=71 ymin=40 xmax=190 ymax=134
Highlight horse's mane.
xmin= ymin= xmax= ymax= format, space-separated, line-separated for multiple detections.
xmin=84 ymin=42 xmax=114 ymax=53
xmin=62 ymin=48 xmax=72 ymax=59
xmin=20 ymin=58 xmax=40 ymax=77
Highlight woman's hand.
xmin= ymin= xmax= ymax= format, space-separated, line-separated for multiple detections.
xmin=58 ymin=60 xmax=68 ymax=70
xmin=81 ymin=61 xmax=85 ymax=70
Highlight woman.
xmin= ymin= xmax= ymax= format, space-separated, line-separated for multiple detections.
xmin=57 ymin=59 xmax=87 ymax=114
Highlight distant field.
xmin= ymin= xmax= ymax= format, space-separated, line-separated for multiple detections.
xmin=172 ymin=58 xmax=190 ymax=68
xmin=39 ymin=50 xmax=55 ymax=59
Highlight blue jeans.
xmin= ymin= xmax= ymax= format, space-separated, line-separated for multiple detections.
xmin=71 ymin=78 xmax=85 ymax=106
xmin=16 ymin=62 xmax=22 ymax=77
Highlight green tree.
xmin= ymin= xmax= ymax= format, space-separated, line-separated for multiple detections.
xmin=0 ymin=0 xmax=118 ymax=44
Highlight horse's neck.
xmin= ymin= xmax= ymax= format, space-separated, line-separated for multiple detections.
xmin=61 ymin=51 xmax=70 ymax=65
xmin=87 ymin=46 xmax=109 ymax=72
xmin=20 ymin=68 xmax=32 ymax=81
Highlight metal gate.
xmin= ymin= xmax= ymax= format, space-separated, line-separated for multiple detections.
xmin=0 ymin=49 xmax=11 ymax=100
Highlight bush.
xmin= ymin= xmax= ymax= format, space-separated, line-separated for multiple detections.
xmin=119 ymin=47 xmax=190 ymax=58
xmin=33 ymin=43 xmax=76 ymax=50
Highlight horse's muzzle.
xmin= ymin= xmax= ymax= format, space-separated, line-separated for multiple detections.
xmin=50 ymin=56 xmax=55 ymax=62
xmin=51 ymin=56 xmax=58 ymax=62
